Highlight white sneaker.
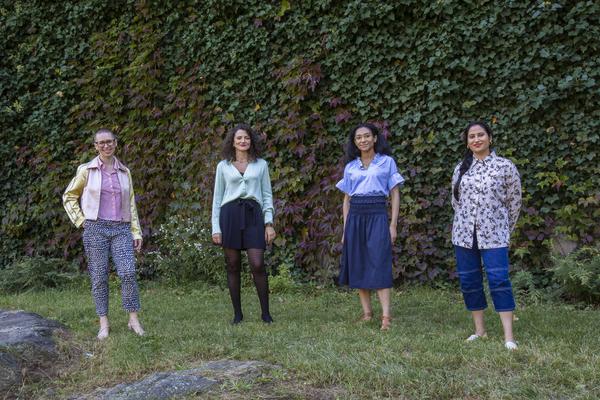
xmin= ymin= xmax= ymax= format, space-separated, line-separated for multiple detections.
xmin=466 ymin=333 xmax=487 ymax=342
xmin=505 ymin=341 xmax=518 ymax=350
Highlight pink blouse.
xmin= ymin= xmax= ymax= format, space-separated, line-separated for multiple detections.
xmin=98 ymin=160 xmax=122 ymax=221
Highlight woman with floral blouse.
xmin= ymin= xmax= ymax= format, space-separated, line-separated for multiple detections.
xmin=451 ymin=121 xmax=522 ymax=350
xmin=337 ymin=123 xmax=404 ymax=331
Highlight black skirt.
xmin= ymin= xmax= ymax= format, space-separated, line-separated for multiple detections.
xmin=219 ymin=198 xmax=266 ymax=250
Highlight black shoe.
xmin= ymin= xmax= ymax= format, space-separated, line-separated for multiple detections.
xmin=261 ymin=314 xmax=274 ymax=324
xmin=231 ymin=314 xmax=244 ymax=325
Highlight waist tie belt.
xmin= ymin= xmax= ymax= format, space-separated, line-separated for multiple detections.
xmin=237 ymin=199 xmax=257 ymax=230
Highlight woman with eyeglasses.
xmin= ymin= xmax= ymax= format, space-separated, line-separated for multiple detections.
xmin=63 ymin=129 xmax=145 ymax=340
xmin=212 ymin=123 xmax=276 ymax=324
xmin=337 ymin=123 xmax=404 ymax=331
xmin=451 ymin=121 xmax=521 ymax=350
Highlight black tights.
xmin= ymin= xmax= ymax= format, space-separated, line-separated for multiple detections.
xmin=224 ymin=247 xmax=271 ymax=322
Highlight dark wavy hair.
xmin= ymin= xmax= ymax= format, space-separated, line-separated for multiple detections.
xmin=221 ymin=123 xmax=262 ymax=162
xmin=345 ymin=122 xmax=393 ymax=164
xmin=452 ymin=121 xmax=494 ymax=201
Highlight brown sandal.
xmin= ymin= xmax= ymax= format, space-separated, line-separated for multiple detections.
xmin=380 ymin=316 xmax=392 ymax=331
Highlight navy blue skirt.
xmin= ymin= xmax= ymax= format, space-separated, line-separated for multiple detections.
xmin=339 ymin=196 xmax=393 ymax=289
xmin=219 ymin=198 xmax=266 ymax=250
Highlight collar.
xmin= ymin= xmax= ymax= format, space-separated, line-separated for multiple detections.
xmin=357 ymin=153 xmax=383 ymax=170
xmin=88 ymin=156 xmax=127 ymax=172
xmin=473 ymin=151 xmax=496 ymax=166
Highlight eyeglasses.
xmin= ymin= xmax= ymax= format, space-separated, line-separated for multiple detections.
xmin=95 ymin=139 xmax=115 ymax=147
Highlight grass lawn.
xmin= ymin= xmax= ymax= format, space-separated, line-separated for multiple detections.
xmin=1 ymin=281 xmax=599 ymax=399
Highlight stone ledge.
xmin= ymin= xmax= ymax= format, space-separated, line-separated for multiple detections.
xmin=70 ymin=360 xmax=275 ymax=400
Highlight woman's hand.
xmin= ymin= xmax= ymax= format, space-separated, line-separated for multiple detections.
xmin=212 ymin=233 xmax=222 ymax=245
xmin=265 ymin=226 xmax=276 ymax=245
xmin=389 ymin=224 xmax=397 ymax=243
xmin=134 ymin=239 xmax=143 ymax=252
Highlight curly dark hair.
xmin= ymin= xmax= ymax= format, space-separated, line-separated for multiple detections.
xmin=344 ymin=122 xmax=393 ymax=164
xmin=221 ymin=123 xmax=262 ymax=161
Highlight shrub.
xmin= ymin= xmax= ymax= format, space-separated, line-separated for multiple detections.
xmin=550 ymin=246 xmax=600 ymax=304
xmin=147 ymin=214 xmax=225 ymax=286
xmin=0 ymin=257 xmax=82 ymax=293
xmin=269 ymin=262 xmax=299 ymax=294
xmin=511 ymin=269 xmax=560 ymax=305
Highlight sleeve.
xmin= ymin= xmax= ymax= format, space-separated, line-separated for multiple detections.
xmin=387 ymin=158 xmax=405 ymax=191
xmin=128 ymin=170 xmax=143 ymax=240
xmin=211 ymin=162 xmax=225 ymax=235
xmin=451 ymin=164 xmax=461 ymax=211
xmin=62 ymin=165 xmax=87 ymax=228
xmin=261 ymin=160 xmax=275 ymax=225
xmin=505 ymin=162 xmax=522 ymax=233
xmin=335 ymin=164 xmax=351 ymax=194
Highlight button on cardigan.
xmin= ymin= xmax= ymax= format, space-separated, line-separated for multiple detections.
xmin=211 ymin=158 xmax=275 ymax=235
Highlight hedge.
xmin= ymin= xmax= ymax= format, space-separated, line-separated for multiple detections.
xmin=1 ymin=0 xmax=599 ymax=283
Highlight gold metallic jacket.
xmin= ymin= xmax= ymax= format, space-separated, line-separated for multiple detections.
xmin=63 ymin=156 xmax=142 ymax=240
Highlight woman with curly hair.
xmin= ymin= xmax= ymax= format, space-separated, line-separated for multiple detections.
xmin=211 ymin=123 xmax=276 ymax=324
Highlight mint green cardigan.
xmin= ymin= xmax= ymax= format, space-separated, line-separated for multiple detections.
xmin=211 ymin=158 xmax=275 ymax=235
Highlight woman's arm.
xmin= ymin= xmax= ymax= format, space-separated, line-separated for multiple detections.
xmin=127 ymin=170 xmax=143 ymax=250
xmin=341 ymin=194 xmax=350 ymax=243
xmin=211 ymin=163 xmax=225 ymax=244
xmin=389 ymin=185 xmax=400 ymax=243
xmin=260 ymin=161 xmax=275 ymax=225
xmin=506 ymin=163 xmax=522 ymax=233
xmin=62 ymin=165 xmax=87 ymax=227
xmin=451 ymin=165 xmax=460 ymax=211
xmin=261 ymin=161 xmax=276 ymax=244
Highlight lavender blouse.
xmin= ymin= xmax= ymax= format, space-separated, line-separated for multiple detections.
xmin=336 ymin=153 xmax=404 ymax=197
xmin=98 ymin=160 xmax=122 ymax=221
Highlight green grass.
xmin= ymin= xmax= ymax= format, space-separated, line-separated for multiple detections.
xmin=2 ymin=281 xmax=600 ymax=399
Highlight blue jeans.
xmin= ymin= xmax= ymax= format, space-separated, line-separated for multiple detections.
xmin=454 ymin=234 xmax=515 ymax=312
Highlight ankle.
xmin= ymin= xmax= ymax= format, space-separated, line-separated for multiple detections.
xmin=232 ymin=313 xmax=244 ymax=324
xmin=261 ymin=313 xmax=273 ymax=323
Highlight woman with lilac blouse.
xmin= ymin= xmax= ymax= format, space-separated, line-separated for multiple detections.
xmin=63 ymin=129 xmax=145 ymax=340
xmin=336 ymin=123 xmax=404 ymax=331
xmin=451 ymin=121 xmax=521 ymax=350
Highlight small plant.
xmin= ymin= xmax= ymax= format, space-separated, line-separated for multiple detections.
xmin=147 ymin=214 xmax=225 ymax=286
xmin=550 ymin=246 xmax=600 ymax=304
xmin=0 ymin=257 xmax=82 ymax=293
xmin=511 ymin=270 xmax=548 ymax=305
xmin=269 ymin=262 xmax=299 ymax=294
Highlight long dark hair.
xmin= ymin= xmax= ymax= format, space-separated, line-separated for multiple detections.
xmin=221 ymin=123 xmax=262 ymax=162
xmin=345 ymin=122 xmax=393 ymax=164
xmin=452 ymin=121 xmax=494 ymax=201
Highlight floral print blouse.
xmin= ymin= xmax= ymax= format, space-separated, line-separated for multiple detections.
xmin=451 ymin=152 xmax=521 ymax=249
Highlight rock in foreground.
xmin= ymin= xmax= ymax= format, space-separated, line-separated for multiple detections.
xmin=71 ymin=360 xmax=274 ymax=400
xmin=0 ymin=309 xmax=70 ymax=394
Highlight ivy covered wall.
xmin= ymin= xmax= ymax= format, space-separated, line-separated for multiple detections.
xmin=1 ymin=0 xmax=599 ymax=282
